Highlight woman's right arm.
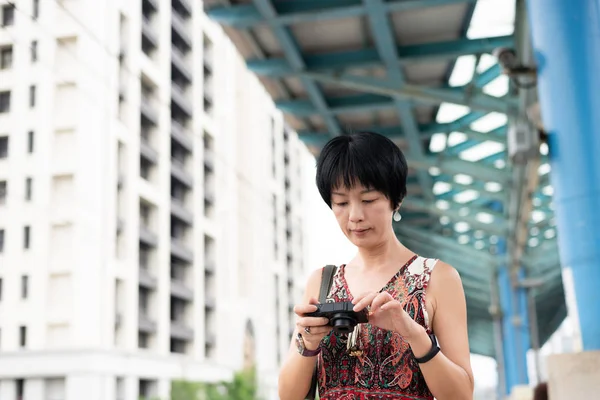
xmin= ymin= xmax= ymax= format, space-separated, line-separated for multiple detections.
xmin=278 ymin=268 xmax=332 ymax=400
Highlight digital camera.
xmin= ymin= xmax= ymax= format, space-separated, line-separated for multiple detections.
xmin=306 ymin=301 xmax=369 ymax=334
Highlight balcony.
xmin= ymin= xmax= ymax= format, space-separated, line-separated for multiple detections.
xmin=141 ymin=17 xmax=159 ymax=48
xmin=204 ymin=261 xmax=215 ymax=275
xmin=203 ymin=150 xmax=214 ymax=172
xmin=139 ymin=314 xmax=157 ymax=334
xmin=204 ymin=189 xmax=215 ymax=205
xmin=115 ymin=312 xmax=123 ymax=328
xmin=171 ymin=279 xmax=194 ymax=300
xmin=205 ymin=296 xmax=215 ymax=311
xmin=140 ymin=96 xmax=158 ymax=126
xmin=171 ymin=119 xmax=193 ymax=152
xmin=203 ymin=77 xmax=213 ymax=103
xmin=116 ymin=217 xmax=125 ymax=234
xmin=139 ymin=224 xmax=158 ymax=247
xmin=171 ymin=320 xmax=194 ymax=341
xmin=171 ymin=238 xmax=193 ymax=263
xmin=171 ymin=158 xmax=193 ymax=187
xmin=171 ymin=45 xmax=192 ymax=83
xmin=171 ymin=198 xmax=194 ymax=225
xmin=171 ymin=12 xmax=191 ymax=49
xmin=205 ymin=333 xmax=216 ymax=348
xmin=140 ymin=138 xmax=158 ymax=164
xmin=143 ymin=0 xmax=158 ymax=12
xmin=139 ymin=268 xmax=158 ymax=289
xmin=117 ymin=173 xmax=125 ymax=189
xmin=171 ymin=83 xmax=193 ymax=117
xmin=173 ymin=0 xmax=191 ymax=17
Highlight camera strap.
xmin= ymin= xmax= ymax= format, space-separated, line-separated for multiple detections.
xmin=319 ymin=265 xmax=337 ymax=303
xmin=306 ymin=264 xmax=338 ymax=400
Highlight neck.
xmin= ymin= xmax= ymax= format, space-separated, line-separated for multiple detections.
xmin=355 ymin=231 xmax=407 ymax=271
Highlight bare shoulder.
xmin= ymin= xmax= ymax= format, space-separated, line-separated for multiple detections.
xmin=430 ymin=260 xmax=463 ymax=289
xmin=427 ymin=260 xmax=464 ymax=314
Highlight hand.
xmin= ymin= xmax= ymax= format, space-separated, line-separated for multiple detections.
xmin=352 ymin=291 xmax=424 ymax=342
xmin=293 ymin=297 xmax=332 ymax=351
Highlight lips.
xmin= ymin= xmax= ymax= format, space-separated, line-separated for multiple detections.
xmin=352 ymin=228 xmax=369 ymax=233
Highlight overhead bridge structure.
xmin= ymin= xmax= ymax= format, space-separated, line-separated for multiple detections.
xmin=205 ymin=0 xmax=600 ymax=396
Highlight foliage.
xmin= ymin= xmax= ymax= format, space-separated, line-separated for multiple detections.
xmin=170 ymin=368 xmax=261 ymax=400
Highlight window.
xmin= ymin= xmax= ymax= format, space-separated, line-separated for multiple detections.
xmin=29 ymin=85 xmax=36 ymax=108
xmin=31 ymin=40 xmax=37 ymax=62
xmin=0 ymin=91 xmax=10 ymax=113
xmin=19 ymin=326 xmax=27 ymax=347
xmin=0 ymin=277 xmax=3 ymax=300
xmin=0 ymin=46 xmax=12 ymax=69
xmin=140 ymin=156 xmax=151 ymax=180
xmin=0 ymin=180 xmax=6 ymax=204
xmin=0 ymin=136 xmax=7 ymax=158
xmin=1 ymin=4 xmax=15 ymax=27
xmin=16 ymin=379 xmax=24 ymax=400
xmin=0 ymin=229 xmax=4 ymax=253
xmin=24 ymin=226 xmax=30 ymax=249
xmin=32 ymin=0 xmax=39 ymax=19
xmin=21 ymin=275 xmax=28 ymax=299
xmin=25 ymin=177 xmax=32 ymax=201
xmin=27 ymin=131 xmax=34 ymax=153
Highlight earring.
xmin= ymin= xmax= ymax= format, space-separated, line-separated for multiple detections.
xmin=393 ymin=210 xmax=402 ymax=222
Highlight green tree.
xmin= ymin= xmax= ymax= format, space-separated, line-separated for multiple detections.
xmin=170 ymin=368 xmax=261 ymax=400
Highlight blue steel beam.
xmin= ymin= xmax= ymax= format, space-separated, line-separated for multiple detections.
xmin=245 ymin=37 xmax=513 ymax=77
xmin=412 ymin=155 xmax=510 ymax=185
xmin=445 ymin=125 xmax=508 ymax=155
xmin=277 ymin=94 xmax=491 ymax=120
xmin=396 ymin=225 xmax=498 ymax=271
xmin=302 ymin=72 xmax=517 ymax=114
xmin=363 ymin=0 xmax=434 ymax=201
xmin=207 ymin=0 xmax=478 ymax=28
xmin=252 ymin=0 xmax=342 ymax=136
xmin=298 ymin=113 xmax=488 ymax=144
xmin=433 ymin=175 xmax=506 ymax=203
xmin=403 ymin=197 xmax=508 ymax=235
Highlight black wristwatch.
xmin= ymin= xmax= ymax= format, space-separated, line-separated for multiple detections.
xmin=414 ymin=333 xmax=440 ymax=364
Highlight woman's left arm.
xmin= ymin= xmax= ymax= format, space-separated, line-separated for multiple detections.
xmin=406 ymin=261 xmax=474 ymax=400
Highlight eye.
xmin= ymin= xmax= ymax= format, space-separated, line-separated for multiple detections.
xmin=334 ymin=202 xmax=348 ymax=207
xmin=363 ymin=198 xmax=378 ymax=203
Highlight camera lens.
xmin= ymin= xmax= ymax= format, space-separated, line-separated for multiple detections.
xmin=332 ymin=314 xmax=356 ymax=334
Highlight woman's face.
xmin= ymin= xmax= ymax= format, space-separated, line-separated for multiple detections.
xmin=330 ymin=184 xmax=395 ymax=248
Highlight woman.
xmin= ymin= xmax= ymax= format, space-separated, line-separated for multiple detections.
xmin=278 ymin=131 xmax=474 ymax=399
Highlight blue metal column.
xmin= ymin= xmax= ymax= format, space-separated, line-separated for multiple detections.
xmin=493 ymin=198 xmax=530 ymax=395
xmin=498 ymin=263 xmax=530 ymax=392
xmin=526 ymin=0 xmax=600 ymax=349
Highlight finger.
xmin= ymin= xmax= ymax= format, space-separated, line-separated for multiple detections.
xmin=303 ymin=326 xmax=332 ymax=337
xmin=353 ymin=292 xmax=378 ymax=312
xmin=371 ymin=292 xmax=394 ymax=312
xmin=298 ymin=317 xmax=329 ymax=327
xmin=351 ymin=291 xmax=372 ymax=304
xmin=308 ymin=296 xmax=320 ymax=305
xmin=294 ymin=304 xmax=318 ymax=316
xmin=380 ymin=296 xmax=402 ymax=312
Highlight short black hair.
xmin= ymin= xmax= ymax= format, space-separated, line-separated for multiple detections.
xmin=315 ymin=131 xmax=408 ymax=209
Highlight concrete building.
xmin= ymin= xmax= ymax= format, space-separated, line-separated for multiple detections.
xmin=0 ymin=0 xmax=311 ymax=399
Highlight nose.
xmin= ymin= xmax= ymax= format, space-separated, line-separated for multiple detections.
xmin=348 ymin=203 xmax=364 ymax=223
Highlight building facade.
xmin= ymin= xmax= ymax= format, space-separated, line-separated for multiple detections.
xmin=0 ymin=0 xmax=311 ymax=399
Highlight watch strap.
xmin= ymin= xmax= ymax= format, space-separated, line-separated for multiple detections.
xmin=297 ymin=333 xmax=321 ymax=357
xmin=414 ymin=333 xmax=440 ymax=364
